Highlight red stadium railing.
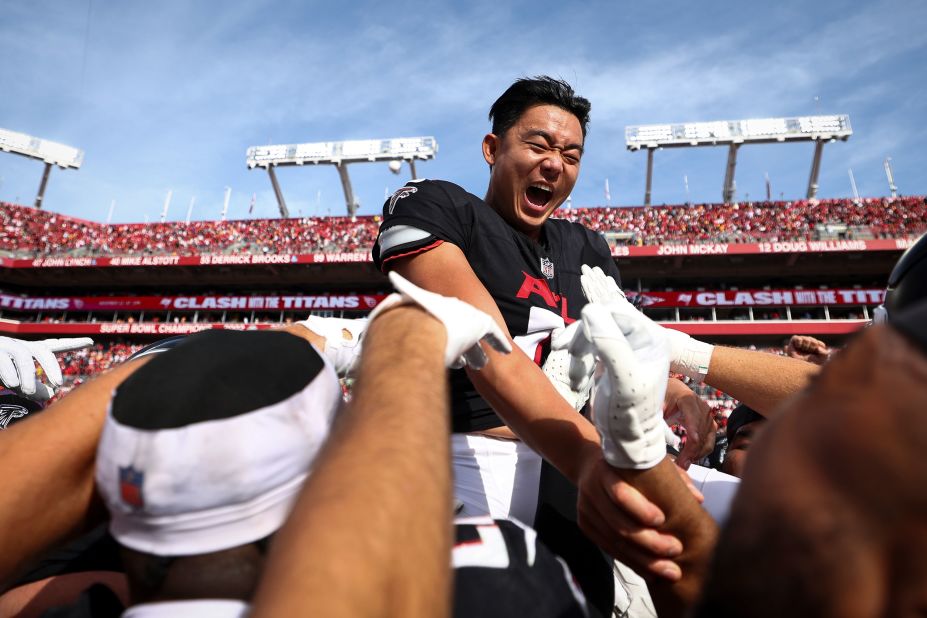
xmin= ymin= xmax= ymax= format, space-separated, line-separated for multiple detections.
xmin=2 ymin=196 xmax=924 ymax=259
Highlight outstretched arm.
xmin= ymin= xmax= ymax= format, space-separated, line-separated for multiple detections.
xmin=390 ymin=244 xmax=683 ymax=577
xmin=581 ymin=265 xmax=820 ymax=419
xmin=699 ymin=344 xmax=820 ymax=417
xmin=255 ymin=308 xmax=452 ymax=618
xmin=253 ymin=274 xmax=510 ymax=618
xmin=0 ymin=357 xmax=148 ymax=586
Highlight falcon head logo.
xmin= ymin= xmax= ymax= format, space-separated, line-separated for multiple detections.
xmin=388 ymin=186 xmax=418 ymax=215
xmin=0 ymin=404 xmax=30 ymax=429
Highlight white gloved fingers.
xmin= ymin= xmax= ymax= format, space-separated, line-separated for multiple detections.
xmin=580 ymin=264 xmax=626 ymax=304
xmin=460 ymin=345 xmax=489 ymax=371
xmin=23 ymin=382 xmax=55 ymax=402
xmin=40 ymin=337 xmax=94 ymax=354
xmin=0 ymin=338 xmax=38 ymax=395
xmin=550 ymin=321 xmax=596 ymax=394
xmin=441 ymin=305 xmax=511 ymax=369
xmin=298 ymin=316 xmax=369 ymax=377
xmin=378 ymin=272 xmax=512 ymax=369
xmin=387 ymin=271 xmax=449 ymax=311
xmin=455 ymin=312 xmax=508 ymax=371
xmin=550 ymin=320 xmax=581 ymax=350
xmin=27 ymin=341 xmax=64 ymax=387
xmin=542 ymin=347 xmax=593 ymax=411
xmin=581 ymin=304 xmax=637 ymax=376
xmin=0 ymin=349 xmax=23 ymax=390
xmin=603 ymin=302 xmax=667 ymax=360
xmin=582 ymin=303 xmax=669 ymax=470
xmin=555 ymin=320 xmax=598 ymax=392
xmin=479 ymin=325 xmax=512 ymax=356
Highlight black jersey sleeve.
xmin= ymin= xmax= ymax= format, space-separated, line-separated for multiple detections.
xmin=578 ymin=227 xmax=622 ymax=288
xmin=372 ymin=180 xmax=475 ymax=272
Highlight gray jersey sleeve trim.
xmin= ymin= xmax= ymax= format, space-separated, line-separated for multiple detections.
xmin=378 ymin=224 xmax=433 ymax=254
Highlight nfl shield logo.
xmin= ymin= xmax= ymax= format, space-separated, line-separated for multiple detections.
xmin=540 ymin=257 xmax=555 ymax=279
xmin=119 ymin=466 xmax=145 ymax=509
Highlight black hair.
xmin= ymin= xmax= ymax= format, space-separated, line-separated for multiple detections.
xmin=122 ymin=535 xmax=273 ymax=603
xmin=488 ymin=76 xmax=591 ymax=139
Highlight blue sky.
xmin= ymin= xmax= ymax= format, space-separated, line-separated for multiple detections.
xmin=1 ymin=0 xmax=925 ymax=223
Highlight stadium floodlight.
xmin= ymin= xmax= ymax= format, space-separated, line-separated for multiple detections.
xmin=246 ymin=136 xmax=438 ymax=217
xmin=625 ymin=115 xmax=852 ymax=204
xmin=0 ymin=127 xmax=84 ymax=209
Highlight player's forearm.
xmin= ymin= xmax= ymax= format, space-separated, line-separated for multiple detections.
xmin=621 ymin=459 xmax=719 ymax=615
xmin=0 ymin=358 xmax=147 ymax=585
xmin=704 ymin=346 xmax=819 ymax=418
xmin=468 ymin=346 xmax=602 ymax=484
xmin=253 ymin=308 xmax=452 ymax=618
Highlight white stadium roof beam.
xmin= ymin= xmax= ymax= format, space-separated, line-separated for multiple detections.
xmin=246 ymin=136 xmax=438 ymax=217
xmin=625 ymin=115 xmax=852 ymax=205
xmin=0 ymin=127 xmax=84 ymax=209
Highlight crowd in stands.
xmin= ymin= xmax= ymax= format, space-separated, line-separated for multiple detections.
xmin=53 ymin=341 xmax=144 ymax=399
xmin=563 ymin=195 xmax=927 ymax=245
xmin=2 ymin=195 xmax=924 ymax=258
xmin=0 ymin=204 xmax=381 ymax=258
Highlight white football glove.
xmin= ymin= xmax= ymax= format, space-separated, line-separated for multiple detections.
xmin=580 ymin=263 xmax=713 ymax=382
xmin=566 ymin=303 xmax=669 ymax=470
xmin=0 ymin=336 xmax=93 ymax=401
xmin=298 ymin=316 xmax=369 ymax=377
xmin=581 ymin=264 xmax=627 ymax=304
xmin=540 ymin=264 xmax=627 ymax=410
xmin=542 ymin=346 xmax=590 ymax=411
xmin=369 ymin=272 xmax=512 ymax=369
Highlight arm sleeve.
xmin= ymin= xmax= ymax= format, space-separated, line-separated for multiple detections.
xmin=373 ymin=180 xmax=474 ymax=272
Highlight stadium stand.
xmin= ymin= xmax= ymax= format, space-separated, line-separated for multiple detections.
xmin=563 ymin=196 xmax=927 ymax=246
xmin=3 ymin=196 xmax=925 ymax=258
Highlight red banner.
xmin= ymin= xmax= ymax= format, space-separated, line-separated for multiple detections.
xmin=0 ymin=289 xmax=880 ymax=314
xmin=0 ymin=237 xmax=916 ymax=270
xmin=628 ymin=288 xmax=884 ymax=307
xmin=609 ymin=237 xmax=916 ymax=258
xmin=0 ymin=293 xmax=387 ymax=313
xmin=0 ymin=322 xmax=274 ymax=335
xmin=0 ymin=319 xmax=868 ymax=337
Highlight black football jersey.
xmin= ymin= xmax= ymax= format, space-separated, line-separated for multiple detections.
xmin=452 ymin=517 xmax=589 ymax=618
xmin=373 ymin=180 xmax=621 ymax=432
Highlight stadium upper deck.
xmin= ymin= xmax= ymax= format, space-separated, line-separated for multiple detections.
xmin=2 ymin=195 xmax=924 ymax=259
xmin=1 ymin=195 xmax=921 ymax=345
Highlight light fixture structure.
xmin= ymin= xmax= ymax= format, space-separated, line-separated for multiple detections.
xmin=0 ymin=127 xmax=84 ymax=209
xmin=246 ymin=136 xmax=437 ymax=217
xmin=625 ymin=115 xmax=852 ymax=205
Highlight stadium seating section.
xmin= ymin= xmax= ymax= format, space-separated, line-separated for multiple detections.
xmin=3 ymin=196 xmax=925 ymax=257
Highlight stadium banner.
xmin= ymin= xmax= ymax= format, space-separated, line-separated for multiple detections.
xmin=628 ymin=288 xmax=884 ymax=307
xmin=0 ymin=238 xmax=917 ymax=269
xmin=609 ymin=237 xmax=917 ymax=257
xmin=0 ymin=289 xmax=881 ymax=313
xmin=0 ymin=293 xmax=387 ymax=312
xmin=663 ymin=320 xmax=868 ymax=336
xmin=0 ymin=322 xmax=275 ymax=336
xmin=0 ymin=319 xmax=868 ymax=337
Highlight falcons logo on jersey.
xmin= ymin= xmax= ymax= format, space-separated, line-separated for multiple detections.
xmin=0 ymin=404 xmax=30 ymax=429
xmin=388 ymin=186 xmax=418 ymax=214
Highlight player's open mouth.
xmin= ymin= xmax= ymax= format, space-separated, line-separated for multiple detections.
xmin=524 ymin=184 xmax=553 ymax=211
